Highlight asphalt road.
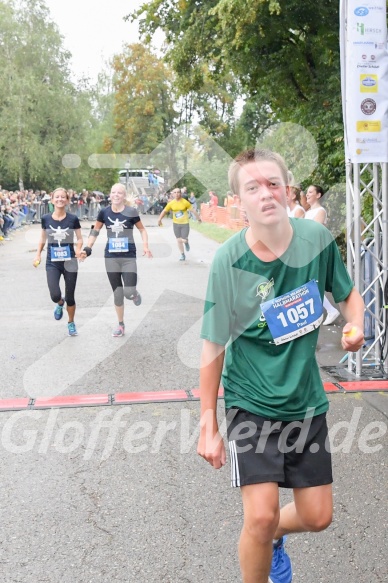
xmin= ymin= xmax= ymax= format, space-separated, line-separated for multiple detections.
xmin=0 ymin=219 xmax=387 ymax=582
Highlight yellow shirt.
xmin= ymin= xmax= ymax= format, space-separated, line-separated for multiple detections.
xmin=164 ymin=198 xmax=192 ymax=224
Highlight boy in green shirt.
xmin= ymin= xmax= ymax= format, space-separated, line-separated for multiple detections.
xmin=197 ymin=149 xmax=364 ymax=583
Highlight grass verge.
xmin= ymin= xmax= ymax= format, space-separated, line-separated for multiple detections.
xmin=189 ymin=220 xmax=236 ymax=244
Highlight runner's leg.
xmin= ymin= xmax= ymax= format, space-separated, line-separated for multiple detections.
xmin=274 ymin=484 xmax=333 ymax=538
xmin=239 ymin=483 xmax=280 ymax=583
xmin=46 ymin=264 xmax=63 ymax=304
xmin=63 ymin=259 xmax=78 ymax=323
xmin=106 ymin=258 xmax=125 ymax=335
xmin=173 ymin=223 xmax=185 ymax=257
xmin=121 ymin=258 xmax=139 ymax=303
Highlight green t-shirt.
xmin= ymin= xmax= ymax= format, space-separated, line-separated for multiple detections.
xmin=200 ymin=219 xmax=353 ymax=421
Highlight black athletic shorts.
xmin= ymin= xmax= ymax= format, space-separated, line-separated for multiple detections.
xmin=173 ymin=223 xmax=190 ymax=240
xmin=226 ymin=408 xmax=332 ymax=489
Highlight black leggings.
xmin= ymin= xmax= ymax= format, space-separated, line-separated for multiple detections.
xmin=105 ymin=257 xmax=138 ymax=306
xmin=46 ymin=260 xmax=78 ymax=306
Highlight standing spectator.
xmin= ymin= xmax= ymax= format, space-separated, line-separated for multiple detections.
xmin=305 ymin=184 xmax=340 ymax=325
xmin=82 ymin=190 xmax=90 ymax=220
xmin=300 ymin=189 xmax=310 ymax=212
xmin=209 ymin=191 xmax=218 ymax=206
xmin=188 ymin=192 xmax=198 ymax=220
xmin=152 ymin=173 xmax=160 ymax=194
xmin=224 ymin=191 xmax=234 ymax=208
xmin=209 ymin=191 xmax=218 ymax=222
xmin=158 ymin=192 xmax=169 ymax=210
xmin=76 ymin=192 xmax=84 ymax=219
xmin=141 ymin=193 xmax=150 ymax=214
xmin=286 ymin=177 xmax=305 ymax=218
xmin=69 ymin=190 xmax=78 ymax=215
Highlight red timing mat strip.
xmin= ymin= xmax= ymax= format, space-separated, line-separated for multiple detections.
xmin=34 ymin=394 xmax=110 ymax=408
xmin=340 ymin=381 xmax=388 ymax=392
xmin=115 ymin=390 xmax=188 ymax=403
xmin=0 ymin=381 xmax=386 ymax=411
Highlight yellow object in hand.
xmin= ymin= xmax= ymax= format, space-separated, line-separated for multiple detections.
xmin=33 ymin=260 xmax=40 ymax=267
xmin=343 ymin=326 xmax=357 ymax=337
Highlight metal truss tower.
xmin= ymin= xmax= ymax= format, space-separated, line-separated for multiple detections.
xmin=346 ymin=162 xmax=388 ymax=376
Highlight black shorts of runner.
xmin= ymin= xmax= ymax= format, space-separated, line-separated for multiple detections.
xmin=173 ymin=223 xmax=190 ymax=240
xmin=226 ymin=408 xmax=332 ymax=489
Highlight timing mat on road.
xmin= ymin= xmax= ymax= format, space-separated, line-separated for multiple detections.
xmin=1 ymin=381 xmax=388 ymax=412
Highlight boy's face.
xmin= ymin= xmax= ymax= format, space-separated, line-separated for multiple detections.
xmin=238 ymin=160 xmax=288 ymax=226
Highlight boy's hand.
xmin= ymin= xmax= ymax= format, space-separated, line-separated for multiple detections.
xmin=341 ymin=324 xmax=364 ymax=352
xmin=197 ymin=428 xmax=226 ymax=470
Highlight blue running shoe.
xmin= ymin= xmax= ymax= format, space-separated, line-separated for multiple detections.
xmin=54 ymin=300 xmax=64 ymax=320
xmin=179 ymin=253 xmax=186 ymax=261
xmin=112 ymin=324 xmax=125 ymax=337
xmin=269 ymin=537 xmax=292 ymax=583
xmin=184 ymin=240 xmax=190 ymax=252
xmin=68 ymin=322 xmax=78 ymax=336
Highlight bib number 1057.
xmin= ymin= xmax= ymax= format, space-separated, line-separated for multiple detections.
xmin=277 ymin=299 xmax=315 ymax=327
xmin=261 ymin=280 xmax=323 ymax=345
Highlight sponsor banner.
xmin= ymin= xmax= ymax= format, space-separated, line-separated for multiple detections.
xmin=340 ymin=0 xmax=388 ymax=162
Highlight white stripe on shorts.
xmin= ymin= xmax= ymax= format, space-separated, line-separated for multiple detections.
xmin=228 ymin=440 xmax=240 ymax=487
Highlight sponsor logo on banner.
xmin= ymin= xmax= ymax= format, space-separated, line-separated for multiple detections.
xmin=355 ymin=7 xmax=369 ymax=16
xmin=356 ymin=120 xmax=382 ymax=132
xmin=360 ymin=98 xmax=377 ymax=114
xmin=360 ymin=75 xmax=378 ymax=91
xmin=342 ymin=0 xmax=388 ymax=161
xmin=357 ymin=22 xmax=365 ymax=34
xmin=356 ymin=137 xmax=383 ymax=145
xmin=356 ymin=23 xmax=383 ymax=36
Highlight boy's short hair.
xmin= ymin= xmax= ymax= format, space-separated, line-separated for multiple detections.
xmin=228 ymin=149 xmax=290 ymax=194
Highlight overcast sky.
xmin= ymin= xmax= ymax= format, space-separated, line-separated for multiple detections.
xmin=44 ymin=0 xmax=162 ymax=81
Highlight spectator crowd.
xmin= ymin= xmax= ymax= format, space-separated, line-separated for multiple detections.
xmin=0 ymin=188 xmax=110 ymax=242
xmin=0 ymin=182 xmax=253 ymax=244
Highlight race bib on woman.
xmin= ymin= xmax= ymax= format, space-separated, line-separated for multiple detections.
xmin=109 ymin=237 xmax=129 ymax=252
xmin=51 ymin=245 xmax=71 ymax=261
xmin=261 ymin=280 xmax=323 ymax=345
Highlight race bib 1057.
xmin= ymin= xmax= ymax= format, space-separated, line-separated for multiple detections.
xmin=261 ymin=280 xmax=324 ymax=345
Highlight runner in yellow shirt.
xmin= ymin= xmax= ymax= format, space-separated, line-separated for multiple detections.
xmin=158 ymin=188 xmax=201 ymax=261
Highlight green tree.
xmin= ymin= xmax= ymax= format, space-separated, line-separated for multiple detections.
xmin=0 ymin=0 xmax=94 ymax=190
xmin=130 ymin=0 xmax=348 ymax=186
xmin=112 ymin=43 xmax=177 ymax=154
